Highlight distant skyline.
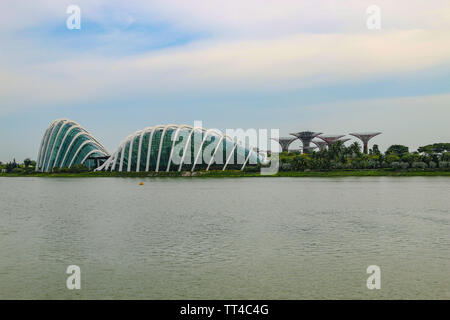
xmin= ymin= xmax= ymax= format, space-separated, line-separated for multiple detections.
xmin=1 ymin=0 xmax=449 ymax=161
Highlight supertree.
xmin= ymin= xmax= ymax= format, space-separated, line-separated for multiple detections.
xmin=290 ymin=131 xmax=322 ymax=153
xmin=317 ymin=134 xmax=346 ymax=146
xmin=349 ymin=132 xmax=382 ymax=154
xmin=311 ymin=139 xmax=328 ymax=151
xmin=271 ymin=137 xmax=297 ymax=152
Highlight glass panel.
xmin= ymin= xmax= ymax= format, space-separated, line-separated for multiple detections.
xmin=158 ymin=128 xmax=175 ymax=171
xmin=208 ymin=137 xmax=224 ymax=170
xmin=129 ymin=135 xmax=140 ymax=171
xmin=48 ymin=122 xmax=72 ymax=169
xmin=139 ymin=131 xmax=150 ymax=171
xmin=121 ymin=141 xmax=130 ymax=171
xmin=62 ymin=135 xmax=89 ymax=167
xmin=43 ymin=121 xmax=64 ymax=170
xmin=148 ymin=129 xmax=162 ymax=171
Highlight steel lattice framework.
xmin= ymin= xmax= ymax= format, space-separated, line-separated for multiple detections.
xmin=311 ymin=140 xmax=328 ymax=151
xmin=36 ymin=119 xmax=109 ymax=172
xmin=349 ymin=132 xmax=382 ymax=154
xmin=289 ymin=131 xmax=322 ymax=153
xmin=339 ymin=138 xmax=351 ymax=144
xmin=317 ymin=135 xmax=346 ymax=146
xmin=271 ymin=137 xmax=297 ymax=152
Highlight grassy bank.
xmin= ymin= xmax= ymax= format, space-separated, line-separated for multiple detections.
xmin=1 ymin=169 xmax=449 ymax=178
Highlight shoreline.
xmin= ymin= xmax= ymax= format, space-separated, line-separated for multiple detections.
xmin=1 ymin=169 xmax=449 ymax=178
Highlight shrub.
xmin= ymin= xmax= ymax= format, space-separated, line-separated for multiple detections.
xmin=333 ymin=162 xmax=343 ymax=169
xmin=367 ymin=161 xmax=378 ymax=169
xmin=400 ymin=162 xmax=409 ymax=169
xmin=243 ymin=164 xmax=261 ymax=172
xmin=412 ymin=162 xmax=427 ymax=169
xmin=23 ymin=166 xmax=35 ymax=174
xmin=12 ymin=167 xmax=24 ymax=174
xmin=391 ymin=162 xmax=402 ymax=170
xmin=280 ymin=163 xmax=292 ymax=171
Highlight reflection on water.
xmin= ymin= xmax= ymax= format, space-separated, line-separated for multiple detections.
xmin=0 ymin=177 xmax=448 ymax=299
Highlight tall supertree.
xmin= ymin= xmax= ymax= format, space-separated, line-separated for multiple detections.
xmin=349 ymin=132 xmax=382 ymax=154
xmin=317 ymin=135 xmax=346 ymax=146
xmin=271 ymin=137 xmax=297 ymax=153
xmin=290 ymin=131 xmax=322 ymax=153
xmin=311 ymin=139 xmax=328 ymax=151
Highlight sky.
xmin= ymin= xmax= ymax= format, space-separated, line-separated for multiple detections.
xmin=0 ymin=0 xmax=449 ymax=161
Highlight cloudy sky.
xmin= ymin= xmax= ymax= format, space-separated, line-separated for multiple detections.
xmin=1 ymin=0 xmax=449 ymax=161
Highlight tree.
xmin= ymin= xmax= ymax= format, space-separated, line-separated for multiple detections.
xmin=24 ymin=158 xmax=32 ymax=167
xmin=418 ymin=143 xmax=450 ymax=154
xmin=443 ymin=152 xmax=450 ymax=161
xmin=348 ymin=141 xmax=361 ymax=157
xmin=291 ymin=154 xmax=311 ymax=171
xmin=401 ymin=153 xmax=414 ymax=164
xmin=5 ymin=161 xmax=18 ymax=173
xmin=328 ymin=140 xmax=346 ymax=161
xmin=370 ymin=144 xmax=381 ymax=156
xmin=386 ymin=154 xmax=400 ymax=164
xmin=386 ymin=145 xmax=409 ymax=156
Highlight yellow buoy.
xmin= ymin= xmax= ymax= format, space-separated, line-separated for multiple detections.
xmin=139 ymin=181 xmax=144 ymax=185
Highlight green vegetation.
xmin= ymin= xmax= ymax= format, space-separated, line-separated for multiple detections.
xmin=1 ymin=141 xmax=449 ymax=177
xmin=1 ymin=169 xmax=449 ymax=178
xmin=276 ymin=141 xmax=450 ymax=172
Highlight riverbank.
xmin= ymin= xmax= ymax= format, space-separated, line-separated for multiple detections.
xmin=1 ymin=169 xmax=449 ymax=178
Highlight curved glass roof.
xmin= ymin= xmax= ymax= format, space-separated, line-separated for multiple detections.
xmin=96 ymin=124 xmax=262 ymax=172
xmin=36 ymin=119 xmax=109 ymax=172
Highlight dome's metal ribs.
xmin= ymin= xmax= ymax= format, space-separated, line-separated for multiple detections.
xmin=37 ymin=119 xmax=109 ymax=172
xmin=93 ymin=123 xmax=262 ymax=173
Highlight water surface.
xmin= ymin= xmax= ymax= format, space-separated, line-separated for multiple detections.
xmin=0 ymin=177 xmax=448 ymax=299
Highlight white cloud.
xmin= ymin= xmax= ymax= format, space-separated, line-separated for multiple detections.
xmin=1 ymin=0 xmax=449 ymax=160
xmin=1 ymin=28 xmax=449 ymax=112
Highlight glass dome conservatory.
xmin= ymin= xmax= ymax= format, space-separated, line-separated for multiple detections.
xmin=36 ymin=119 xmax=109 ymax=172
xmin=96 ymin=124 xmax=262 ymax=172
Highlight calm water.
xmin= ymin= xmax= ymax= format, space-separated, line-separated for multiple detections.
xmin=0 ymin=177 xmax=448 ymax=299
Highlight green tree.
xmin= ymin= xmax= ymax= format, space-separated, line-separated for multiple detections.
xmin=5 ymin=160 xmax=18 ymax=173
xmin=418 ymin=143 xmax=450 ymax=154
xmin=386 ymin=145 xmax=409 ymax=156
xmin=371 ymin=144 xmax=381 ymax=156
xmin=386 ymin=154 xmax=400 ymax=164
xmin=328 ymin=140 xmax=346 ymax=161
xmin=401 ymin=153 xmax=414 ymax=164
xmin=291 ymin=154 xmax=311 ymax=171
xmin=348 ymin=141 xmax=361 ymax=157
xmin=23 ymin=158 xmax=32 ymax=167
xmin=442 ymin=152 xmax=450 ymax=161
